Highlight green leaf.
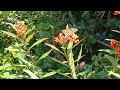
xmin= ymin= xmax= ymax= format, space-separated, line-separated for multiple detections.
xmin=36 ymin=49 xmax=52 ymax=65
xmin=42 ymin=72 xmax=57 ymax=78
xmin=49 ymin=56 xmax=68 ymax=67
xmin=16 ymin=52 xmax=32 ymax=66
xmin=24 ymin=29 xmax=33 ymax=38
xmin=29 ymin=38 xmax=48 ymax=50
xmin=108 ymin=71 xmax=120 ymax=78
xmin=67 ymin=41 xmax=77 ymax=79
xmin=112 ymin=30 xmax=120 ymax=34
xmin=49 ymin=69 xmax=72 ymax=79
xmin=45 ymin=43 xmax=64 ymax=55
xmin=77 ymin=70 xmax=89 ymax=76
xmin=25 ymin=33 xmax=35 ymax=43
xmin=105 ymin=55 xmax=118 ymax=71
xmin=75 ymin=44 xmax=84 ymax=63
xmin=98 ymin=49 xmax=115 ymax=54
xmin=5 ymin=48 xmax=20 ymax=52
xmin=23 ymin=69 xmax=39 ymax=79
xmin=0 ymin=30 xmax=21 ymax=40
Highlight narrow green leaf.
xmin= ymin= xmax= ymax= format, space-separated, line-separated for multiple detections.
xmin=24 ymin=29 xmax=33 ymax=37
xmin=29 ymin=38 xmax=48 ymax=50
xmin=49 ymin=56 xmax=68 ymax=67
xmin=98 ymin=49 xmax=115 ymax=54
xmin=0 ymin=30 xmax=21 ymax=40
xmin=68 ymin=39 xmax=83 ymax=54
xmin=36 ymin=49 xmax=52 ymax=65
xmin=112 ymin=30 xmax=120 ymax=34
xmin=75 ymin=44 xmax=84 ymax=63
xmin=108 ymin=71 xmax=120 ymax=78
xmin=5 ymin=48 xmax=20 ymax=52
xmin=45 ymin=43 xmax=64 ymax=55
xmin=49 ymin=69 xmax=72 ymax=79
xmin=25 ymin=33 xmax=35 ymax=43
xmin=105 ymin=55 xmax=118 ymax=71
xmin=42 ymin=72 xmax=57 ymax=78
xmin=105 ymin=39 xmax=120 ymax=43
xmin=77 ymin=70 xmax=89 ymax=76
xmin=23 ymin=69 xmax=39 ymax=79
xmin=67 ymin=41 xmax=77 ymax=79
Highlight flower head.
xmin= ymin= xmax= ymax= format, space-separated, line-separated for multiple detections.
xmin=110 ymin=40 xmax=119 ymax=48
xmin=54 ymin=33 xmax=68 ymax=44
xmin=78 ymin=61 xmax=85 ymax=69
xmin=55 ymin=33 xmax=79 ymax=45
xmin=14 ymin=21 xmax=26 ymax=36
xmin=115 ymin=47 xmax=120 ymax=57
xmin=114 ymin=11 xmax=120 ymax=15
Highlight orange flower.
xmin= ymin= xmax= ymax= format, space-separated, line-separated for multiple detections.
xmin=55 ymin=33 xmax=79 ymax=44
xmin=115 ymin=47 xmax=120 ymax=57
xmin=14 ymin=21 xmax=26 ymax=36
xmin=110 ymin=40 xmax=118 ymax=48
xmin=68 ymin=34 xmax=79 ymax=44
xmin=54 ymin=33 xmax=68 ymax=44
xmin=114 ymin=11 xmax=120 ymax=15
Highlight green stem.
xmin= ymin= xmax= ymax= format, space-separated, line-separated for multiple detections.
xmin=22 ymin=37 xmax=42 ymax=79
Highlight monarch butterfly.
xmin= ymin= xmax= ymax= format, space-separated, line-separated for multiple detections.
xmin=61 ymin=24 xmax=78 ymax=37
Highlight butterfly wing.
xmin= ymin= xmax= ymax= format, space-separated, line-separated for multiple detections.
xmin=62 ymin=28 xmax=78 ymax=37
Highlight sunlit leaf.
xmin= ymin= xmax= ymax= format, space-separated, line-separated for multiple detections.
xmin=67 ymin=41 xmax=77 ymax=79
xmin=0 ymin=30 xmax=21 ymax=40
xmin=23 ymin=69 xmax=39 ymax=79
xmin=25 ymin=33 xmax=35 ymax=43
xmin=98 ymin=49 xmax=115 ymax=54
xmin=108 ymin=71 xmax=120 ymax=78
xmin=42 ymin=72 xmax=57 ymax=78
xmin=112 ymin=30 xmax=120 ymax=33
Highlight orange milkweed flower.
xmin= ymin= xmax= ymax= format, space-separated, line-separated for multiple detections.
xmin=114 ymin=11 xmax=120 ymax=15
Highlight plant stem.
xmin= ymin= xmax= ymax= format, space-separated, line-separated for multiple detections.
xmin=22 ymin=37 xmax=42 ymax=79
xmin=62 ymin=44 xmax=75 ymax=79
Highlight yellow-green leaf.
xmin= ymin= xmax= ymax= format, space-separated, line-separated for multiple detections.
xmin=0 ymin=30 xmax=21 ymax=40
xmin=25 ymin=33 xmax=35 ymax=43
xmin=42 ymin=72 xmax=57 ymax=78
xmin=23 ymin=69 xmax=39 ymax=79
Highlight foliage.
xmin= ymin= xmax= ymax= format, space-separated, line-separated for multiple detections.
xmin=0 ymin=11 xmax=120 ymax=79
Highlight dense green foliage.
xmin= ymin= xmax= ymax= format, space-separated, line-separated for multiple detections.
xmin=0 ymin=11 xmax=120 ymax=79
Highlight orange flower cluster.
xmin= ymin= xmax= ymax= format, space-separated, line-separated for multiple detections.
xmin=110 ymin=40 xmax=120 ymax=57
xmin=55 ymin=33 xmax=79 ymax=44
xmin=114 ymin=11 xmax=120 ymax=15
xmin=110 ymin=40 xmax=119 ymax=48
xmin=14 ymin=21 xmax=26 ymax=36
xmin=115 ymin=47 xmax=120 ymax=57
